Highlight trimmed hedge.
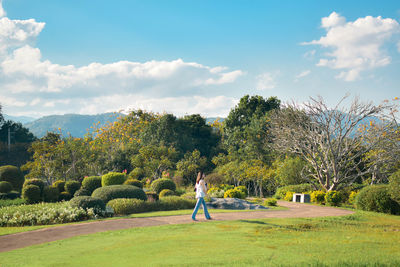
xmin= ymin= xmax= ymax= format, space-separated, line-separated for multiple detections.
xmin=274 ymin=184 xmax=314 ymax=199
xmin=43 ymin=186 xmax=59 ymax=202
xmin=355 ymin=185 xmax=400 ymax=215
xmin=23 ymin=179 xmax=45 ymax=195
xmin=0 ymin=165 xmax=24 ymax=191
xmin=159 ymin=189 xmax=175 ymax=198
xmin=59 ymin=191 xmax=72 ymax=201
xmin=0 ymin=191 xmax=20 ymax=200
xmin=92 ymin=185 xmax=147 ymax=203
xmin=53 ymin=180 xmax=66 ymax=193
xmin=264 ymin=198 xmax=277 ymax=206
xmin=102 ymin=172 xmax=126 ymax=187
xmin=123 ymin=179 xmax=143 ymax=188
xmin=65 ymin=181 xmax=81 ymax=195
xmin=0 ymin=181 xmax=13 ymax=193
xmin=82 ymin=176 xmax=102 ymax=193
xmin=22 ymin=185 xmax=41 ymax=204
xmin=151 ymin=178 xmax=176 ymax=194
xmin=70 ymin=196 xmax=106 ymax=212
xmin=74 ymin=188 xmax=91 ymax=197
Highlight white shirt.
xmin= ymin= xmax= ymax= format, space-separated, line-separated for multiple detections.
xmin=195 ymin=180 xmax=207 ymax=198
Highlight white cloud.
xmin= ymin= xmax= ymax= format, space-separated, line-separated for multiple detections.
xmin=295 ymin=70 xmax=311 ymax=82
xmin=0 ymin=0 xmax=6 ymax=18
xmin=303 ymin=50 xmax=316 ymax=59
xmin=256 ymin=72 xmax=277 ymax=90
xmin=304 ymin=12 xmax=400 ymax=81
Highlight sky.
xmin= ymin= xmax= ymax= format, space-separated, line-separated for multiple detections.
xmin=0 ymin=0 xmax=399 ymax=118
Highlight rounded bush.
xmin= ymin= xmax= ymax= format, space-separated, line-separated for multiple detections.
xmin=264 ymin=198 xmax=277 ymax=206
xmin=74 ymin=188 xmax=91 ymax=197
xmin=284 ymin=191 xmax=295 ymax=202
xmin=151 ymin=178 xmax=176 ymax=194
xmin=43 ymin=186 xmax=59 ymax=202
xmin=64 ymin=181 xmax=81 ymax=195
xmin=70 ymin=196 xmax=106 ymax=212
xmin=159 ymin=189 xmax=175 ymax=198
xmin=23 ymin=179 xmax=45 ymax=194
xmin=207 ymin=187 xmax=225 ymax=198
xmin=53 ymin=180 xmax=66 ymax=193
xmin=0 ymin=181 xmax=13 ymax=193
xmin=123 ymin=179 xmax=143 ymax=188
xmin=355 ymin=185 xmax=400 ymax=214
xmin=348 ymin=191 xmax=358 ymax=205
xmin=92 ymin=185 xmax=147 ymax=203
xmin=128 ymin=168 xmax=145 ymax=180
xmin=159 ymin=196 xmax=196 ymax=210
xmin=145 ymin=191 xmax=159 ymax=202
xmin=81 ymin=176 xmax=102 ymax=193
xmin=311 ymin=190 xmax=326 ymax=204
xmin=324 ymin=190 xmax=343 ymax=206
xmin=102 ymin=172 xmax=126 ymax=187
xmin=107 ymin=198 xmax=150 ymax=215
xmin=235 ymin=186 xmax=247 ymax=197
xmin=0 ymin=165 xmax=24 ymax=191
xmin=22 ymin=185 xmax=41 ymax=204
xmin=388 ymin=170 xmax=400 ymax=205
xmin=274 ymin=184 xmax=314 ymax=199
xmin=181 ymin=192 xmax=196 ymax=200
xmin=59 ymin=191 xmax=72 ymax=201
xmin=4 ymin=191 xmax=20 ymax=200
xmin=224 ymin=188 xmax=245 ymax=199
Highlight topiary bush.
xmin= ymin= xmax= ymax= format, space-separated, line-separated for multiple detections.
xmin=224 ymin=188 xmax=246 ymax=199
xmin=53 ymin=180 xmax=66 ymax=193
xmin=128 ymin=168 xmax=145 ymax=180
xmin=311 ymin=190 xmax=326 ymax=204
xmin=64 ymin=181 xmax=81 ymax=195
xmin=22 ymin=185 xmax=41 ymax=204
xmin=102 ymin=172 xmax=126 ymax=187
xmin=43 ymin=186 xmax=59 ymax=202
xmin=0 ymin=181 xmax=13 ymax=193
xmin=151 ymin=178 xmax=176 ymax=194
xmin=274 ymin=184 xmax=314 ymax=199
xmin=0 ymin=191 xmax=20 ymax=200
xmin=356 ymin=185 xmax=400 ymax=215
xmin=158 ymin=196 xmax=196 ymax=210
xmin=81 ymin=176 xmax=102 ymax=193
xmin=284 ymin=191 xmax=295 ymax=202
xmin=123 ymin=179 xmax=143 ymax=188
xmin=181 ymin=192 xmax=196 ymax=200
xmin=159 ymin=189 xmax=175 ymax=198
xmin=0 ymin=165 xmax=24 ymax=191
xmin=70 ymin=196 xmax=106 ymax=212
xmin=145 ymin=191 xmax=159 ymax=202
xmin=92 ymin=185 xmax=147 ymax=203
xmin=107 ymin=198 xmax=151 ymax=215
xmin=59 ymin=191 xmax=72 ymax=201
xmin=74 ymin=188 xmax=91 ymax=197
xmin=388 ymin=170 xmax=400 ymax=205
xmin=324 ymin=190 xmax=343 ymax=206
xmin=23 ymin=179 xmax=45 ymax=195
xmin=264 ymin=198 xmax=277 ymax=206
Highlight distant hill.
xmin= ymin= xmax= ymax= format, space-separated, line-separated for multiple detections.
xmin=24 ymin=113 xmax=124 ymax=138
xmin=4 ymin=114 xmax=36 ymax=124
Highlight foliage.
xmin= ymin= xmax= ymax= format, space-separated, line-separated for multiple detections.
xmin=81 ymin=176 xmax=102 ymax=193
xmin=180 ymin=192 xmax=196 ymax=200
xmin=0 ymin=198 xmax=26 ymax=208
xmin=92 ymin=185 xmax=147 ymax=203
xmin=274 ymin=184 xmax=314 ymax=199
xmin=43 ymin=186 xmax=59 ymax=202
xmin=235 ymin=185 xmax=247 ymax=197
xmin=53 ymin=180 xmax=66 ymax=193
xmin=59 ymin=191 xmax=72 ymax=201
xmin=159 ymin=196 xmax=196 ymax=210
xmin=284 ymin=191 xmax=295 ymax=201
xmin=0 ymin=202 xmax=99 ymax=226
xmin=128 ymin=168 xmax=145 ymax=180
xmin=175 ymin=150 xmax=207 ymax=184
xmin=23 ymin=178 xmax=45 ymax=195
xmin=207 ymin=187 xmax=225 ymax=198
xmin=204 ymin=173 xmax=225 ymax=186
xmin=324 ymin=190 xmax=344 ymax=206
xmin=74 ymin=188 xmax=91 ymax=197
xmin=151 ymin=178 xmax=176 ymax=194
xmin=102 ymin=172 xmax=126 ymax=187
xmin=0 ymin=181 xmax=13 ymax=193
xmin=264 ymin=198 xmax=277 ymax=206
xmin=64 ymin=180 xmax=81 ymax=195
xmin=123 ymin=179 xmax=143 ymax=188
xmin=22 ymin=185 xmax=41 ymax=204
xmin=388 ymin=170 xmax=400 ymax=204
xmin=348 ymin=191 xmax=358 ymax=205
xmin=224 ymin=188 xmax=246 ymax=199
xmin=0 ymin=165 xmax=24 ymax=191
xmin=145 ymin=191 xmax=159 ymax=202
xmin=69 ymin=196 xmax=106 ymax=213
xmin=159 ymin=189 xmax=175 ymax=198
xmin=310 ymin=190 xmax=326 ymax=204
xmin=355 ymin=185 xmax=400 ymax=215
xmin=273 ymin=156 xmax=307 ymax=186
xmin=0 ymin=191 xmax=20 ymax=200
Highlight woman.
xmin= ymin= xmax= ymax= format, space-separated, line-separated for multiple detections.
xmin=192 ymin=172 xmax=211 ymax=221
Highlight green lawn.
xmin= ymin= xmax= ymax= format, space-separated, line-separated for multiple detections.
xmin=1 ymin=211 xmax=399 ymax=266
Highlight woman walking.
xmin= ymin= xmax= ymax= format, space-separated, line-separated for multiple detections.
xmin=192 ymin=172 xmax=211 ymax=221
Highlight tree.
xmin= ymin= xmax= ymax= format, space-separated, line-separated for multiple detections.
xmin=176 ymin=150 xmax=208 ymax=184
xmin=270 ymin=95 xmax=398 ymax=191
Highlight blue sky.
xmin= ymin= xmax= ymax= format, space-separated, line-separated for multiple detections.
xmin=1 ymin=0 xmax=399 ymax=118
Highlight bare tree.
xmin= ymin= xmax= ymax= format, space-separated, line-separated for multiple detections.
xmin=270 ymin=95 xmax=398 ymax=191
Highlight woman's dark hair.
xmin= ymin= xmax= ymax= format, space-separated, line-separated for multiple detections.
xmin=196 ymin=171 xmax=204 ymax=184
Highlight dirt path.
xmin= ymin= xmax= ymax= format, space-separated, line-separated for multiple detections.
xmin=0 ymin=201 xmax=353 ymax=253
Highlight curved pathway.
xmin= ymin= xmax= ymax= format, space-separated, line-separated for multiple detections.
xmin=0 ymin=201 xmax=353 ymax=253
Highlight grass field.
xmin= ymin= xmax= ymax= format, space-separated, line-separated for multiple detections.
xmin=1 ymin=210 xmax=399 ymax=266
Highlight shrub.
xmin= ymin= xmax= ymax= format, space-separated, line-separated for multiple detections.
xmin=128 ymin=168 xmax=145 ymax=180
xmin=181 ymin=192 xmax=196 ymax=200
xmin=92 ymin=185 xmax=147 ymax=203
xmin=348 ymin=191 xmax=359 ymax=205
xmin=65 ymin=181 xmax=81 ymax=195
xmin=123 ymin=179 xmax=143 ymax=188
xmin=235 ymin=186 xmax=248 ymax=197
xmin=145 ymin=191 xmax=159 ymax=202
xmin=159 ymin=189 xmax=175 ymax=198
xmin=53 ymin=180 xmax=66 ymax=193
xmin=0 ymin=191 xmax=20 ymax=200
xmin=311 ymin=190 xmax=326 ymax=204
xmin=274 ymin=184 xmax=314 ymax=199
xmin=151 ymin=178 xmax=176 ymax=194
xmin=107 ymin=198 xmax=151 ymax=215
xmin=81 ymin=176 xmax=102 ymax=193
xmin=220 ymin=184 xmax=234 ymax=191
xmin=208 ymin=187 xmax=224 ymax=198
xmin=102 ymin=172 xmax=126 ymax=187
xmin=0 ymin=181 xmax=13 ymax=193
xmin=0 ymin=198 xmax=26 ymax=208
xmin=355 ymin=185 xmax=400 ymax=215
xmin=224 ymin=188 xmax=246 ymax=199
xmin=324 ymin=190 xmax=343 ymax=206
xmin=159 ymin=196 xmax=196 ymax=210
xmin=43 ymin=186 xmax=59 ymax=202
xmin=0 ymin=165 xmax=24 ymax=191
xmin=70 ymin=196 xmax=105 ymax=212
xmin=264 ymin=198 xmax=277 ymax=206
xmin=59 ymin=191 xmax=72 ymax=201
xmin=284 ymin=191 xmax=295 ymax=202
xmin=388 ymin=170 xmax=400 ymax=205
xmin=74 ymin=188 xmax=91 ymax=197
xmin=22 ymin=185 xmax=41 ymax=204
xmin=204 ymin=173 xmax=225 ymax=186
xmin=23 ymin=178 xmax=45 ymax=195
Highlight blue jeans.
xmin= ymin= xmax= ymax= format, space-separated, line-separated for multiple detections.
xmin=192 ymin=197 xmax=211 ymax=220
